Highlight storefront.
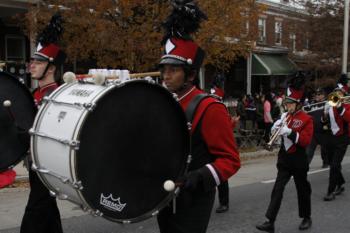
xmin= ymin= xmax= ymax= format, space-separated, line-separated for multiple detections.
xmin=0 ymin=0 xmax=33 ymax=86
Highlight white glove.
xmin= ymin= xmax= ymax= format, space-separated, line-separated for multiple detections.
xmin=278 ymin=125 xmax=292 ymax=136
xmin=324 ymin=102 xmax=331 ymax=114
xmin=271 ymin=119 xmax=282 ymax=132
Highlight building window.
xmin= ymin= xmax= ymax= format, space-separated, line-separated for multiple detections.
xmin=305 ymin=32 xmax=310 ymax=50
xmin=290 ymin=33 xmax=296 ymax=52
xmin=241 ymin=19 xmax=250 ymax=36
xmin=275 ymin=21 xmax=282 ymax=45
xmin=258 ymin=18 xmax=266 ymax=43
xmin=5 ymin=35 xmax=25 ymax=62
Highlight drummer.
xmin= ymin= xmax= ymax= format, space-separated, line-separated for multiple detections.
xmin=20 ymin=14 xmax=66 ymax=233
xmin=157 ymin=1 xmax=240 ymax=233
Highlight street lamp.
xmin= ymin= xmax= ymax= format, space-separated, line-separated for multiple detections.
xmin=342 ymin=0 xmax=349 ymax=74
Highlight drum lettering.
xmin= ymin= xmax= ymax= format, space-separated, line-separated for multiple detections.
xmin=100 ymin=194 xmax=126 ymax=212
xmin=58 ymin=111 xmax=67 ymax=122
xmin=68 ymin=89 xmax=94 ymax=97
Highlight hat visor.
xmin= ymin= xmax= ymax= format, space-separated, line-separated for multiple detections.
xmin=159 ymin=57 xmax=186 ymax=66
xmin=284 ymin=97 xmax=297 ymax=103
xmin=31 ymin=54 xmax=49 ymax=62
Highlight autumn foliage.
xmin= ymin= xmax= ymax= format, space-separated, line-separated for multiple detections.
xmin=291 ymin=0 xmax=345 ymax=79
xmin=24 ymin=0 xmax=260 ymax=72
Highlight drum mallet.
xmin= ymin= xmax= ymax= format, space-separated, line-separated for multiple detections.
xmin=3 ymin=100 xmax=16 ymax=122
xmin=163 ymin=180 xmax=183 ymax=192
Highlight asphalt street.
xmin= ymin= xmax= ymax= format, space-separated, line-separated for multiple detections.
xmin=1 ymin=150 xmax=349 ymax=233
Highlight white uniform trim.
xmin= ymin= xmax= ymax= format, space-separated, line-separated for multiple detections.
xmin=295 ymin=132 xmax=300 ymax=144
xmin=283 ymin=135 xmax=293 ymax=151
xmin=329 ymin=107 xmax=340 ymax=135
xmin=206 ymin=164 xmax=221 ymax=186
xmin=340 ymin=108 xmax=346 ymax=116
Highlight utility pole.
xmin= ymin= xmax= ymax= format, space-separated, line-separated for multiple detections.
xmin=342 ymin=0 xmax=349 ymax=74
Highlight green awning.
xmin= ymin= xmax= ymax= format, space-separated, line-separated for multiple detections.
xmin=252 ymin=53 xmax=297 ymax=76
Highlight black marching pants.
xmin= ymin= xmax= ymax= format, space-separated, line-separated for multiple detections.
xmin=323 ymin=134 xmax=347 ymax=194
xmin=217 ymin=181 xmax=229 ymax=206
xmin=265 ymin=152 xmax=311 ymax=222
xmin=20 ymin=168 xmax=63 ymax=233
xmin=157 ymin=188 xmax=216 ymax=233
xmin=305 ymin=134 xmax=329 ymax=164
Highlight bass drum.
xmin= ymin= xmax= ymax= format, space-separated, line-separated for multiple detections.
xmin=0 ymin=71 xmax=36 ymax=171
xmin=30 ymin=79 xmax=190 ymax=223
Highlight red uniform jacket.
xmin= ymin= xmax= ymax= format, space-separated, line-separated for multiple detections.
xmin=33 ymin=82 xmax=58 ymax=107
xmin=0 ymin=169 xmax=16 ymax=189
xmin=282 ymin=110 xmax=313 ymax=154
xmin=179 ymin=87 xmax=240 ymax=184
xmin=327 ymin=104 xmax=350 ymax=136
xmin=211 ymin=87 xmax=225 ymax=99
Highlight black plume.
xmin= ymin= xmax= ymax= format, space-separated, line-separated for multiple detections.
xmin=289 ymin=71 xmax=306 ymax=90
xmin=338 ymin=73 xmax=348 ymax=86
xmin=36 ymin=13 xmax=64 ymax=46
xmin=212 ymin=73 xmax=225 ymax=88
xmin=162 ymin=0 xmax=207 ymax=44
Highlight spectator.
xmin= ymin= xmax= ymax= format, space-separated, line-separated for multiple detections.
xmin=263 ymin=93 xmax=274 ymax=143
xmin=255 ymin=93 xmax=265 ymax=131
xmin=246 ymin=95 xmax=257 ymax=129
xmin=237 ymin=94 xmax=247 ymax=130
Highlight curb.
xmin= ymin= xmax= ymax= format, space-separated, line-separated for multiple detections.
xmin=240 ymin=148 xmax=278 ymax=161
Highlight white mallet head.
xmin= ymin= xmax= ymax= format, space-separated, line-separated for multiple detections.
xmin=94 ymin=73 xmax=106 ymax=85
xmin=3 ymin=100 xmax=11 ymax=107
xmin=163 ymin=180 xmax=175 ymax=192
xmin=63 ymin=72 xmax=77 ymax=84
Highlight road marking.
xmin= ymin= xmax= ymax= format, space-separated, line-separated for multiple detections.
xmin=261 ymin=168 xmax=330 ymax=184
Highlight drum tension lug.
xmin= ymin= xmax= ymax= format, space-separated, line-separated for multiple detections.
xmin=49 ymin=190 xmax=57 ymax=197
xmin=57 ymin=193 xmax=69 ymax=200
xmin=91 ymin=209 xmax=103 ymax=217
xmin=83 ymin=103 xmax=96 ymax=112
xmin=72 ymin=181 xmax=83 ymax=190
xmin=152 ymin=210 xmax=159 ymax=217
xmin=70 ymin=140 xmax=80 ymax=150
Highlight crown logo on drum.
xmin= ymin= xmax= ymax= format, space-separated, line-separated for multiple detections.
xmin=100 ymin=194 xmax=126 ymax=212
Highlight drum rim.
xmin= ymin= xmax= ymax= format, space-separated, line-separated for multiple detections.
xmin=30 ymin=79 xmax=191 ymax=222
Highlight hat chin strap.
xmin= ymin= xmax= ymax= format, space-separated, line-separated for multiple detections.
xmin=37 ymin=62 xmax=51 ymax=81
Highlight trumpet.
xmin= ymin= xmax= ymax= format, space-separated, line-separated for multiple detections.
xmin=265 ymin=113 xmax=292 ymax=151
xmin=327 ymin=92 xmax=350 ymax=107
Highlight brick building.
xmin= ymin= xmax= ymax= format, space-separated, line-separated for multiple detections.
xmin=204 ymin=0 xmax=309 ymax=98
xmin=0 ymin=0 xmax=37 ymax=86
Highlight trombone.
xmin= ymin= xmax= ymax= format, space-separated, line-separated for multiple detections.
xmin=302 ymin=92 xmax=350 ymax=113
xmin=327 ymin=92 xmax=350 ymax=107
xmin=302 ymin=101 xmax=326 ymax=113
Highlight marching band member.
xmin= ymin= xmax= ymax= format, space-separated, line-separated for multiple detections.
xmin=20 ymin=14 xmax=66 ymax=233
xmin=321 ymin=74 xmax=350 ymax=201
xmin=210 ymin=76 xmax=231 ymax=214
xmin=305 ymin=87 xmax=330 ymax=166
xmin=256 ymin=73 xmax=313 ymax=232
xmin=157 ymin=1 xmax=240 ymax=232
